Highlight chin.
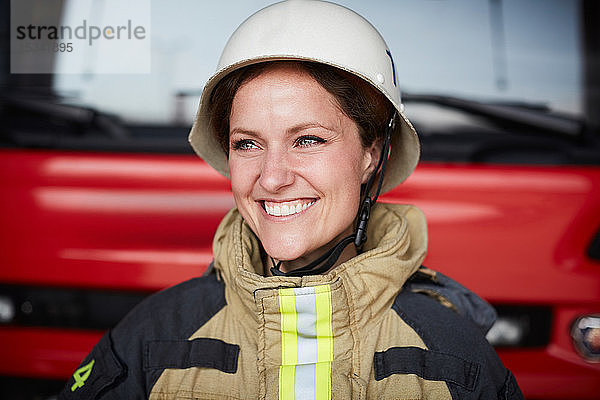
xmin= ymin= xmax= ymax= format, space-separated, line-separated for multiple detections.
xmin=261 ymin=234 xmax=313 ymax=262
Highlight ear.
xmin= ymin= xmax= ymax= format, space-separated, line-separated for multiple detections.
xmin=360 ymin=141 xmax=382 ymax=184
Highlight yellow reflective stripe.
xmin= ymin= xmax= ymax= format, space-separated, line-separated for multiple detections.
xmin=314 ymin=285 xmax=333 ymax=400
xmin=279 ymin=288 xmax=298 ymax=365
xmin=279 ymin=288 xmax=297 ymax=400
xmin=314 ymin=362 xmax=331 ymax=400
xmin=279 ymin=365 xmax=296 ymax=400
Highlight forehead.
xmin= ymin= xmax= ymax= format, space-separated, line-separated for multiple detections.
xmin=236 ymin=63 xmax=329 ymax=100
xmin=230 ymin=63 xmax=344 ymax=125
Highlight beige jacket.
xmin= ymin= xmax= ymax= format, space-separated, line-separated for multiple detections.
xmin=61 ymin=203 xmax=521 ymax=400
xmin=152 ymin=203 xmax=452 ymax=399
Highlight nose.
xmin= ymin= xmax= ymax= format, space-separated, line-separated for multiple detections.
xmin=258 ymin=147 xmax=294 ymax=193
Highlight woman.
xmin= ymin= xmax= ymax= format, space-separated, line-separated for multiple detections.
xmin=60 ymin=1 xmax=522 ymax=399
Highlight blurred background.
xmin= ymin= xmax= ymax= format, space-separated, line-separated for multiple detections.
xmin=1 ymin=0 xmax=599 ymax=398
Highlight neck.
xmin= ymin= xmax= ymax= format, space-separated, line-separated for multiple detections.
xmin=263 ymin=227 xmax=357 ymax=276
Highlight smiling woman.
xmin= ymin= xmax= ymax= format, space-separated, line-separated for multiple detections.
xmin=227 ymin=63 xmax=379 ymax=272
xmin=59 ymin=1 xmax=523 ymax=399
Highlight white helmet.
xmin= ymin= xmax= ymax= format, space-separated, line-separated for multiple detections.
xmin=189 ymin=0 xmax=420 ymax=193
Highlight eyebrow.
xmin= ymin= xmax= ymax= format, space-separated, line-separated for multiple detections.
xmin=229 ymin=127 xmax=258 ymax=137
xmin=229 ymin=122 xmax=335 ymax=138
xmin=288 ymin=122 xmax=334 ymax=135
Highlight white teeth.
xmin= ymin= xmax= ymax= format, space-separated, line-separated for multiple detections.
xmin=264 ymin=200 xmax=315 ymax=217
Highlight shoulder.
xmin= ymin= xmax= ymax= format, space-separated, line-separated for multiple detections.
xmin=393 ymin=287 xmax=497 ymax=367
xmin=114 ymin=272 xmax=226 ymax=338
xmin=59 ymin=273 xmax=227 ymax=400
xmin=390 ymin=283 xmax=523 ymax=399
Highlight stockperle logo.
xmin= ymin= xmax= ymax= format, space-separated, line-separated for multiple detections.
xmin=10 ymin=0 xmax=151 ymax=74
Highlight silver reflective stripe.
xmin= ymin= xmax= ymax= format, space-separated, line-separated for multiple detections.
xmin=294 ymin=287 xmax=317 ymax=398
xmin=294 ymin=364 xmax=316 ymax=399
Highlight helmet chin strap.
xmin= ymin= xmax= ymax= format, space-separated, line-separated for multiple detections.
xmin=270 ymin=112 xmax=397 ymax=277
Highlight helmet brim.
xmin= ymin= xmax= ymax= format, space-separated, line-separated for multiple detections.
xmin=189 ymin=56 xmax=419 ymax=193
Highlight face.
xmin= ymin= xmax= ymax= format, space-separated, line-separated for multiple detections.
xmin=228 ymin=64 xmax=378 ymax=266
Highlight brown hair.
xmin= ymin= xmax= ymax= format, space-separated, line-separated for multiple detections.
xmin=208 ymin=61 xmax=393 ymax=154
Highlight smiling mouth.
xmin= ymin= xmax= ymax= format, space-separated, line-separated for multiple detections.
xmin=262 ymin=199 xmax=317 ymax=217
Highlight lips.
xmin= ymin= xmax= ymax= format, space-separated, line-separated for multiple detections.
xmin=262 ymin=199 xmax=316 ymax=217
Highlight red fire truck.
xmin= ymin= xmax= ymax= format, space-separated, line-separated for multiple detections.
xmin=1 ymin=0 xmax=599 ymax=398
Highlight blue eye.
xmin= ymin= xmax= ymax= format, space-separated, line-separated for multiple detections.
xmin=231 ymin=139 xmax=259 ymax=151
xmin=296 ymin=135 xmax=325 ymax=147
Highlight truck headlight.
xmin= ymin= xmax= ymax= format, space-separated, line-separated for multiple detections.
xmin=0 ymin=296 xmax=16 ymax=323
xmin=571 ymin=315 xmax=600 ymax=362
xmin=486 ymin=317 xmax=526 ymax=346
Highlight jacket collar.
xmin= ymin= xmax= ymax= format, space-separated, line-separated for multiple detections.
xmin=212 ymin=203 xmax=428 ymax=329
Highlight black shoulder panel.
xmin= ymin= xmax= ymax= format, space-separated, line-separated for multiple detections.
xmin=59 ymin=273 xmax=227 ymax=400
xmin=390 ymin=289 xmax=523 ymax=400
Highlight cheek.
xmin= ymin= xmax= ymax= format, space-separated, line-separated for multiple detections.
xmin=229 ymin=160 xmax=261 ymax=233
xmin=339 ymin=152 xmax=370 ymax=206
xmin=336 ymin=148 xmax=369 ymax=181
xmin=229 ymin=157 xmax=256 ymax=203
xmin=300 ymin=151 xmax=365 ymax=197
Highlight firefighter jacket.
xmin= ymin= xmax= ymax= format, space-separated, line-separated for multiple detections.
xmin=60 ymin=203 xmax=523 ymax=399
